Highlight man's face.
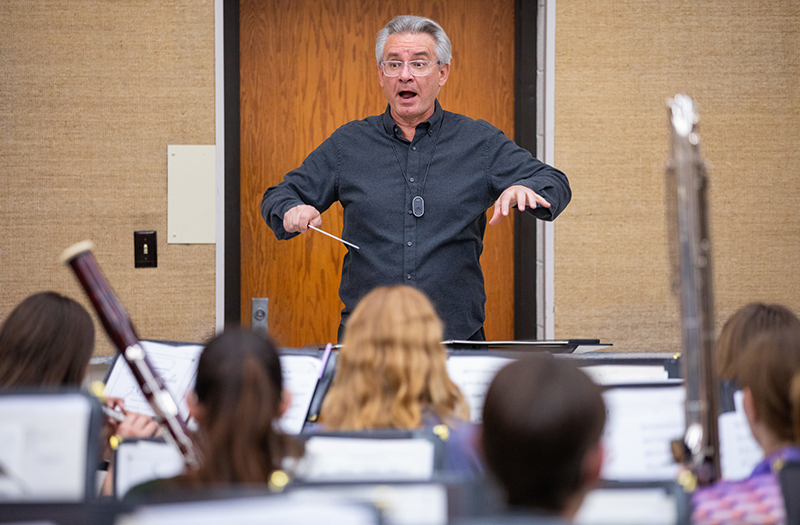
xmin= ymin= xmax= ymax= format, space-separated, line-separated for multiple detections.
xmin=379 ymin=32 xmax=450 ymax=126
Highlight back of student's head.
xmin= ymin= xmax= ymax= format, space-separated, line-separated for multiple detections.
xmin=736 ymin=327 xmax=800 ymax=443
xmin=717 ymin=303 xmax=800 ymax=381
xmin=0 ymin=292 xmax=94 ymax=388
xmin=482 ymin=357 xmax=606 ymax=515
xmin=188 ymin=328 xmax=292 ymax=484
xmin=321 ymin=285 xmax=468 ymax=430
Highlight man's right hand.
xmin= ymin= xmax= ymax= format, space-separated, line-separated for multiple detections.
xmin=283 ymin=204 xmax=322 ymax=233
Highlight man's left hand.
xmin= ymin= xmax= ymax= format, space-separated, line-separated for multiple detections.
xmin=489 ymin=185 xmax=551 ymax=225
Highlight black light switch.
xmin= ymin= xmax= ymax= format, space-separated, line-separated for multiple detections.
xmin=134 ymin=231 xmax=157 ymax=268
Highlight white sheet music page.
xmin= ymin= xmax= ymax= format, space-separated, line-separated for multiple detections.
xmin=446 ymin=355 xmax=514 ymax=423
xmin=296 ymin=437 xmax=435 ymax=481
xmin=103 ymin=340 xmax=203 ymax=420
xmin=103 ymin=343 xmax=320 ymax=435
xmin=119 ymin=496 xmax=379 ymax=525
xmin=580 ymin=365 xmax=669 ymax=385
xmin=574 ymin=488 xmax=677 ymax=525
xmin=115 ymin=440 xmax=185 ymax=499
xmin=719 ymin=390 xmax=763 ymax=480
xmin=601 ymin=386 xmax=685 ymax=481
xmin=278 ymin=354 xmax=323 ymax=434
xmin=0 ymin=395 xmax=92 ymax=501
xmin=286 ymin=484 xmax=448 ymax=525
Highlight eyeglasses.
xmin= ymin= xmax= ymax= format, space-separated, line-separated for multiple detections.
xmin=380 ymin=60 xmax=439 ymax=77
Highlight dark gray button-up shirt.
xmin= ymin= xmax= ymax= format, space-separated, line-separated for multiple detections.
xmin=261 ymin=101 xmax=571 ymax=340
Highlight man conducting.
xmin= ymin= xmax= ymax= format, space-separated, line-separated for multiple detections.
xmin=261 ymin=15 xmax=571 ymax=341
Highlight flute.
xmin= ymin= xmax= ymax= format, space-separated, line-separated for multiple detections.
xmin=102 ymin=405 xmax=126 ymax=422
xmin=89 ymin=380 xmax=127 ymax=422
xmin=61 ymin=241 xmax=199 ymax=468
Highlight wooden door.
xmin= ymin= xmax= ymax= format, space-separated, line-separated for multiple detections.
xmin=240 ymin=0 xmax=515 ymax=347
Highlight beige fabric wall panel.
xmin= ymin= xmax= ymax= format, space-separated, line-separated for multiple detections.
xmin=0 ymin=1 xmax=216 ymax=355
xmin=555 ymin=1 xmax=800 ymax=352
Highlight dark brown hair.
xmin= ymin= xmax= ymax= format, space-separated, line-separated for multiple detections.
xmin=737 ymin=327 xmax=800 ymax=443
xmin=481 ymin=357 xmax=606 ymax=512
xmin=716 ymin=303 xmax=800 ymax=381
xmin=186 ymin=328 xmax=299 ymax=485
xmin=0 ymin=292 xmax=94 ymax=388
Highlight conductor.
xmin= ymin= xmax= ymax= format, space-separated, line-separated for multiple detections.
xmin=261 ymin=15 xmax=571 ymax=341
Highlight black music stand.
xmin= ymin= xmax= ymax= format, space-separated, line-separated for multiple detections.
xmin=443 ymin=339 xmax=607 ymax=354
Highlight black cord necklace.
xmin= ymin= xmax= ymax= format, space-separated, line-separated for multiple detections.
xmin=388 ymin=113 xmax=444 ymax=218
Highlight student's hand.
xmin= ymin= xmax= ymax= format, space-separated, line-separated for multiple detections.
xmin=283 ymin=205 xmax=322 ymax=233
xmin=489 ymin=185 xmax=550 ymax=225
xmin=118 ymin=412 xmax=161 ymax=440
xmin=99 ymin=411 xmax=161 ymax=498
xmin=104 ymin=397 xmax=126 ymax=436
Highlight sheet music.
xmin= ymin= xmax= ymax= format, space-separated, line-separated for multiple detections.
xmin=115 ymin=440 xmax=186 ymax=499
xmin=0 ymin=395 xmax=92 ymax=501
xmin=118 ymin=496 xmax=379 ymax=525
xmin=719 ymin=390 xmax=763 ymax=480
xmin=446 ymin=355 xmax=514 ymax=423
xmin=581 ymin=365 xmax=670 ymax=385
xmin=574 ymin=488 xmax=678 ymax=525
xmin=296 ymin=437 xmax=435 ymax=481
xmin=278 ymin=355 xmax=323 ymax=434
xmin=447 ymin=356 xmax=672 ymax=424
xmin=103 ymin=340 xmax=203 ymax=420
xmin=103 ymin=341 xmax=321 ymax=435
xmin=287 ymin=484 xmax=448 ymax=525
xmin=601 ymin=386 xmax=685 ymax=481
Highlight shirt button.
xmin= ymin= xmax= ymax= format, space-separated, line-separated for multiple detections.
xmin=407 ymin=242 xmax=412 ymax=247
xmin=411 ymin=146 xmax=417 ymax=151
xmin=409 ymin=177 xmax=415 ymax=182
xmin=408 ymin=209 xmax=413 ymax=214
xmin=407 ymin=274 xmax=412 ymax=280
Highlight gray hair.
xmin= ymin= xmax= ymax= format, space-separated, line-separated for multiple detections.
xmin=375 ymin=15 xmax=452 ymax=66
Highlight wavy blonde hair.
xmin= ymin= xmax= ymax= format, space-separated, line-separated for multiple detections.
xmin=321 ymin=285 xmax=469 ymax=430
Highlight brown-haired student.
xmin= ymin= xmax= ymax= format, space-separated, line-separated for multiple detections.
xmin=125 ymin=329 xmax=301 ymax=498
xmin=480 ymin=357 xmax=606 ymax=522
xmin=693 ymin=327 xmax=800 ymax=522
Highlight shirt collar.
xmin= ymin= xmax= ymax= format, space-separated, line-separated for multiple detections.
xmin=382 ymin=100 xmax=444 ymax=139
xmin=750 ymin=445 xmax=800 ymax=477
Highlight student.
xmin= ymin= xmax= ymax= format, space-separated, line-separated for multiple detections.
xmin=693 ymin=327 xmax=800 ymax=523
xmin=0 ymin=291 xmax=152 ymax=435
xmin=319 ymin=285 xmax=479 ymax=474
xmin=126 ymin=329 xmax=301 ymax=497
xmin=716 ymin=302 xmax=800 ymax=383
xmin=0 ymin=291 xmax=158 ymax=497
xmin=0 ymin=291 xmax=95 ymax=388
xmin=480 ymin=357 xmax=606 ymax=521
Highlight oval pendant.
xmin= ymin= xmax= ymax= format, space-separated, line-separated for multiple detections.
xmin=412 ymin=196 xmax=425 ymax=218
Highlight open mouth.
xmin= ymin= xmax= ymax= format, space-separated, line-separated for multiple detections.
xmin=399 ymin=91 xmax=417 ymax=100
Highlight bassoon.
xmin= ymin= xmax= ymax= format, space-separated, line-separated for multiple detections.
xmin=61 ymin=240 xmax=199 ymax=468
xmin=665 ymin=94 xmax=720 ymax=486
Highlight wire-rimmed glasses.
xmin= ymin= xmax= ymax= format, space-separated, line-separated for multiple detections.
xmin=380 ymin=60 xmax=439 ymax=77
